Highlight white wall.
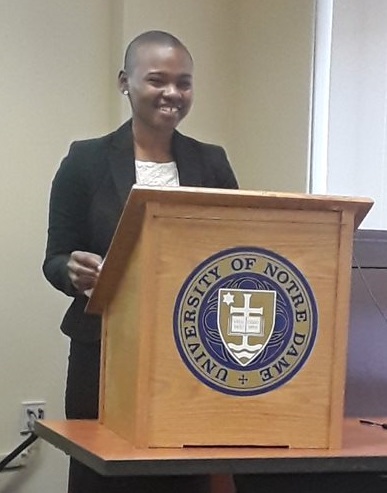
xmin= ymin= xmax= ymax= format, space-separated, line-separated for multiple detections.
xmin=327 ymin=0 xmax=387 ymax=229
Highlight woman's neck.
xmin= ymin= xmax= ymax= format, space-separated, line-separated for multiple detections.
xmin=132 ymin=122 xmax=174 ymax=163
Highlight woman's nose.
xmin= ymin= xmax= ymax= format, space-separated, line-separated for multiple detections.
xmin=163 ymin=84 xmax=180 ymax=98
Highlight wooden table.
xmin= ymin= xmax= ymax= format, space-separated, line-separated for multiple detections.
xmin=35 ymin=418 xmax=387 ymax=477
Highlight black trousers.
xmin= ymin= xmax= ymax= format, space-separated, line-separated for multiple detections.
xmin=65 ymin=339 xmax=211 ymax=493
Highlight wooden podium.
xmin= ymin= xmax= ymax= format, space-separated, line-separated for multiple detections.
xmin=87 ymin=186 xmax=372 ymax=451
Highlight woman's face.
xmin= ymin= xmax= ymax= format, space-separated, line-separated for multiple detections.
xmin=124 ymin=43 xmax=193 ymax=134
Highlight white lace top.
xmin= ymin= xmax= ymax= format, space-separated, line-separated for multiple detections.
xmin=135 ymin=160 xmax=180 ymax=187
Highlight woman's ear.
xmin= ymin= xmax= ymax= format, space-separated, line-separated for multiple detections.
xmin=118 ymin=70 xmax=129 ymax=96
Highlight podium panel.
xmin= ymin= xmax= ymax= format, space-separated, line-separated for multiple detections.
xmin=88 ymin=187 xmax=372 ymax=449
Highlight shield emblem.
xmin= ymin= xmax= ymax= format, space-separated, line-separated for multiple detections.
xmin=217 ymin=288 xmax=277 ymax=367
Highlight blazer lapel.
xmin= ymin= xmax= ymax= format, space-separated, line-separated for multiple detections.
xmin=173 ymin=131 xmax=204 ymax=187
xmin=108 ymin=123 xmax=204 ymax=205
xmin=108 ymin=120 xmax=136 ymax=207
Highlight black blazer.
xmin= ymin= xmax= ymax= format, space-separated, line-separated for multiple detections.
xmin=43 ymin=120 xmax=238 ymax=342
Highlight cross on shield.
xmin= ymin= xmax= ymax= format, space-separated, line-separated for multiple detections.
xmin=217 ymin=288 xmax=277 ymax=367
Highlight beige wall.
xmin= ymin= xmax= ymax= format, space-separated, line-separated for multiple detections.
xmin=231 ymin=0 xmax=315 ymax=191
xmin=0 ymin=1 xmax=315 ymax=491
xmin=115 ymin=0 xmax=237 ymax=146
xmin=116 ymin=0 xmax=315 ymax=192
xmin=0 ymin=1 xmax=112 ymax=491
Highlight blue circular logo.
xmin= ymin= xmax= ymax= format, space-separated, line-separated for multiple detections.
xmin=173 ymin=247 xmax=318 ymax=396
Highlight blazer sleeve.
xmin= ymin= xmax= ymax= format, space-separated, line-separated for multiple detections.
xmin=43 ymin=142 xmax=91 ymax=297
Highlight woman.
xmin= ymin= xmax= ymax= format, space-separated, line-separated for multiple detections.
xmin=43 ymin=30 xmax=238 ymax=493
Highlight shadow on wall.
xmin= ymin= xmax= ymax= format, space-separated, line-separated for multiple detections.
xmin=345 ymin=230 xmax=387 ymax=417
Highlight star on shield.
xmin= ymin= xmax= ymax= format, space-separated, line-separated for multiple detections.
xmin=217 ymin=288 xmax=277 ymax=367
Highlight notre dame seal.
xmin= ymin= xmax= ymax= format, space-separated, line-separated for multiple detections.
xmin=173 ymin=247 xmax=318 ymax=396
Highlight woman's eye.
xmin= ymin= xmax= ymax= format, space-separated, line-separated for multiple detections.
xmin=148 ymin=78 xmax=164 ymax=86
xmin=179 ymin=81 xmax=192 ymax=90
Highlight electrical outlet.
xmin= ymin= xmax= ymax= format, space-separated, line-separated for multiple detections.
xmin=20 ymin=401 xmax=46 ymax=435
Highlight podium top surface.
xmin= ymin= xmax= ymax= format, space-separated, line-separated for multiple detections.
xmin=87 ymin=186 xmax=373 ymax=314
xmin=35 ymin=418 xmax=387 ymax=476
xmin=124 ymin=186 xmax=373 ymax=227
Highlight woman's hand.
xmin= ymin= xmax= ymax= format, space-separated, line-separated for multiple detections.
xmin=67 ymin=251 xmax=103 ymax=294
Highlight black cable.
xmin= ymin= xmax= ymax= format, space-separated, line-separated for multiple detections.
xmin=0 ymin=433 xmax=38 ymax=472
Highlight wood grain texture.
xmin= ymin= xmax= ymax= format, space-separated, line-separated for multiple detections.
xmin=86 ymin=187 xmax=373 ymax=450
xmin=86 ymin=187 xmax=373 ymax=315
xmin=35 ymin=418 xmax=387 ymax=477
xmin=146 ymin=210 xmax=338 ymax=448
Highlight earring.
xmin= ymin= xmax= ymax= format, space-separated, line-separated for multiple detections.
xmin=123 ymin=90 xmax=129 ymax=96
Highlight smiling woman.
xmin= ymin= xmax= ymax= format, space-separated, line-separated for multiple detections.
xmin=42 ymin=30 xmax=238 ymax=493
xmin=119 ymin=32 xmax=194 ymax=151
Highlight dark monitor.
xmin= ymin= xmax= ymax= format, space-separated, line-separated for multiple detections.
xmin=345 ymin=229 xmax=387 ymax=416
